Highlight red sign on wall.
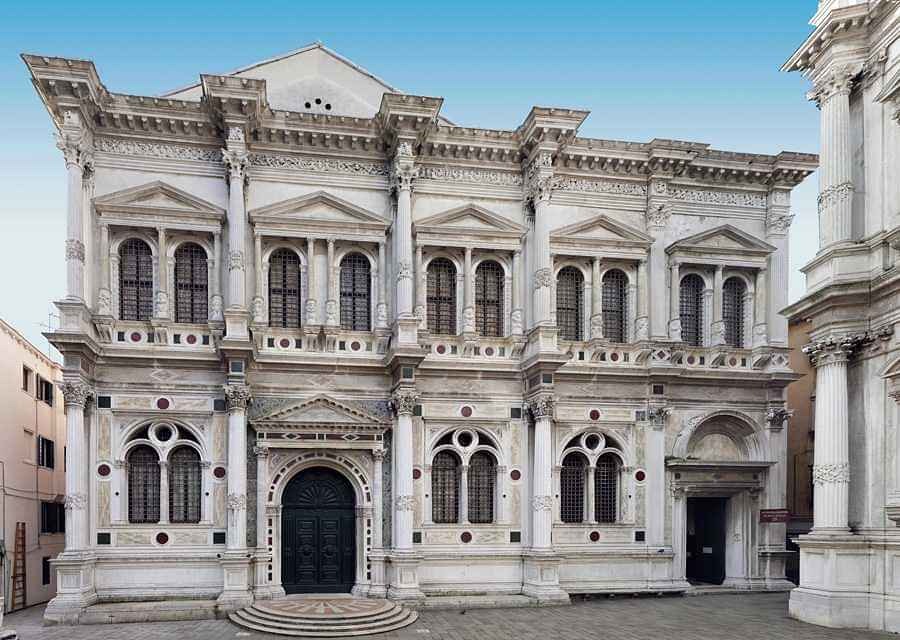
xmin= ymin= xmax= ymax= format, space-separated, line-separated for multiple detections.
xmin=759 ymin=508 xmax=791 ymax=523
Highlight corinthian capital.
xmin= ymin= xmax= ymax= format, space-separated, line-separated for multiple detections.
xmin=55 ymin=128 xmax=93 ymax=171
xmin=390 ymin=143 xmax=418 ymax=193
xmin=222 ymin=148 xmax=250 ymax=183
xmin=523 ymin=152 xmax=554 ymax=209
xmin=391 ymin=388 xmax=419 ymax=416
xmin=223 ymin=384 xmax=252 ymax=411
xmin=526 ymin=394 xmax=555 ymax=419
xmin=59 ymin=381 xmax=94 ymax=408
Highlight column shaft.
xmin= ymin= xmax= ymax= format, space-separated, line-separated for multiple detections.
xmin=636 ymin=259 xmax=649 ymax=341
xmin=377 ymin=241 xmax=388 ymax=329
xmin=511 ymin=250 xmax=523 ymax=336
xmin=532 ymin=198 xmax=553 ymax=327
xmin=669 ymin=261 xmax=681 ymax=340
xmin=532 ymin=414 xmax=553 ymax=549
xmin=326 ymin=239 xmax=337 ymax=326
xmin=157 ymin=227 xmax=168 ymax=319
xmin=61 ymin=382 xmax=91 ymax=552
xmin=591 ymin=258 xmax=603 ymax=340
xmin=711 ymin=265 xmax=724 ymax=346
xmin=225 ymin=385 xmax=251 ymax=550
xmin=396 ymin=187 xmax=414 ymax=317
xmin=415 ymin=244 xmax=425 ymax=329
xmin=463 ymin=246 xmax=474 ymax=333
xmin=812 ymin=345 xmax=851 ymax=532
xmin=754 ymin=267 xmax=768 ymax=348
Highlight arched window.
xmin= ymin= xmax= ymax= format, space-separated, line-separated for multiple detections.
xmin=119 ymin=238 xmax=154 ymax=321
xmin=475 ymin=260 xmax=504 ymax=337
xmin=680 ymin=274 xmax=705 ymax=347
xmin=427 ymin=258 xmax=457 ymax=335
xmin=595 ymin=453 xmax=621 ymax=524
xmin=431 ymin=451 xmax=460 ymax=524
xmin=127 ymin=445 xmax=160 ymax=524
xmin=340 ymin=253 xmax=371 ymax=331
xmin=174 ymin=243 xmax=208 ymax=324
xmin=602 ymin=269 xmax=628 ymax=343
xmin=557 ymin=267 xmax=583 ymax=341
xmin=560 ymin=452 xmax=587 ymax=523
xmin=169 ymin=446 xmax=201 ymax=524
xmin=468 ymin=451 xmax=497 ymax=524
xmin=269 ymin=248 xmax=301 ymax=328
xmin=723 ymin=277 xmax=746 ymax=348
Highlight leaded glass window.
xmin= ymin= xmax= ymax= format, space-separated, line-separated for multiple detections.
xmin=475 ymin=260 xmax=504 ymax=337
xmin=595 ymin=453 xmax=620 ymax=524
xmin=128 ymin=445 xmax=160 ymax=524
xmin=680 ymin=274 xmax=705 ymax=347
xmin=432 ymin=451 xmax=460 ymax=524
xmin=174 ymin=243 xmax=208 ymax=324
xmin=560 ymin=452 xmax=587 ymax=523
xmin=723 ymin=277 xmax=746 ymax=348
xmin=340 ymin=253 xmax=371 ymax=331
xmin=427 ymin=258 xmax=456 ymax=335
xmin=169 ymin=446 xmax=201 ymax=524
xmin=119 ymin=238 xmax=154 ymax=321
xmin=602 ymin=269 xmax=628 ymax=343
xmin=557 ymin=267 xmax=583 ymax=341
xmin=269 ymin=249 xmax=301 ymax=328
xmin=468 ymin=451 xmax=496 ymax=524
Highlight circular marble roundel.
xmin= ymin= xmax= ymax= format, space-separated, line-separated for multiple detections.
xmin=97 ymin=464 xmax=111 ymax=477
xmin=589 ymin=531 xmax=600 ymax=542
xmin=460 ymin=531 xmax=472 ymax=543
xmin=589 ymin=409 xmax=601 ymax=421
xmin=635 ymin=469 xmax=646 ymax=482
xmin=156 ymin=532 xmax=169 ymax=545
xmin=213 ymin=466 xmax=227 ymax=479
xmin=412 ymin=468 xmax=422 ymax=480
xmin=510 ymin=469 xmax=521 ymax=481
xmin=460 ymin=406 xmax=473 ymax=418
xmin=156 ymin=397 xmax=170 ymax=410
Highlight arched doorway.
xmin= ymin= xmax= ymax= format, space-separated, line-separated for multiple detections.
xmin=281 ymin=467 xmax=356 ymax=594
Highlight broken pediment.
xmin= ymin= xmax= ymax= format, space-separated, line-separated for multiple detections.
xmin=93 ymin=181 xmax=224 ymax=222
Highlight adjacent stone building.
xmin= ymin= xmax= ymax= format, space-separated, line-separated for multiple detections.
xmin=783 ymin=0 xmax=900 ymax=632
xmin=22 ymin=42 xmax=816 ymax=624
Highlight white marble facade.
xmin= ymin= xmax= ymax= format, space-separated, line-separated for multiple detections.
xmin=784 ymin=0 xmax=900 ymax=633
xmin=23 ymin=43 xmax=816 ymax=623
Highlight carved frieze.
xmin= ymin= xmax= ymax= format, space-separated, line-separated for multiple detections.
xmin=248 ymin=152 xmax=388 ymax=176
xmin=812 ymin=463 xmax=850 ymax=485
xmin=669 ymin=187 xmax=766 ymax=209
xmin=418 ymin=164 xmax=522 ymax=187
xmin=95 ymin=137 xmax=222 ymax=162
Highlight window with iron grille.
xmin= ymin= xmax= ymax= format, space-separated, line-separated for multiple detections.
xmin=427 ymin=258 xmax=457 ymax=335
xmin=268 ymin=249 xmax=301 ymax=328
xmin=475 ymin=260 xmax=504 ymax=337
xmin=679 ymin=274 xmax=705 ymax=347
xmin=174 ymin=243 xmax=208 ymax=324
xmin=128 ymin=445 xmax=160 ymax=524
xmin=556 ymin=267 xmax=583 ymax=341
xmin=340 ymin=253 xmax=371 ymax=331
xmin=560 ymin=452 xmax=587 ymax=523
xmin=467 ymin=451 xmax=496 ymax=524
xmin=602 ymin=269 xmax=628 ymax=343
xmin=595 ymin=453 xmax=620 ymax=523
xmin=723 ymin=277 xmax=746 ymax=348
xmin=119 ymin=238 xmax=154 ymax=321
xmin=431 ymin=451 xmax=460 ymax=523
xmin=169 ymin=446 xmax=201 ymax=523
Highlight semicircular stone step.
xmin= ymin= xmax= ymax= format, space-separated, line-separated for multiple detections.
xmin=229 ymin=610 xmax=418 ymax=637
xmin=233 ymin=608 xmax=413 ymax=632
xmin=246 ymin=603 xmax=405 ymax=626
xmin=252 ymin=597 xmax=397 ymax=621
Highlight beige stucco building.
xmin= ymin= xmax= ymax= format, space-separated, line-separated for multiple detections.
xmin=0 ymin=319 xmax=66 ymax=616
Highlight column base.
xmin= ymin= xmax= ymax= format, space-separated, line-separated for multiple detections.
xmin=43 ymin=554 xmax=98 ymax=625
xmin=521 ymin=551 xmax=570 ymax=605
xmin=217 ymin=552 xmax=254 ymax=611
xmin=223 ymin=308 xmax=250 ymax=342
xmin=386 ymin=552 xmax=425 ymax=603
xmin=368 ymin=551 xmax=388 ymax=598
xmin=392 ymin=317 xmax=420 ymax=348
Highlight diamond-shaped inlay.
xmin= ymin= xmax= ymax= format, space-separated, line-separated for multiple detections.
xmin=342 ymin=434 xmax=360 ymax=441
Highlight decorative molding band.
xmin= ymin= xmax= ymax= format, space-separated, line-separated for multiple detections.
xmin=812 ymin=463 xmax=850 ymax=485
xmin=552 ymin=176 xmax=647 ymax=197
xmin=817 ymin=182 xmax=854 ymax=213
xmin=249 ymin=152 xmax=388 ymax=177
xmin=418 ymin=164 xmax=523 ymax=187
xmin=95 ymin=137 xmax=222 ymax=162
xmin=669 ymin=186 xmax=766 ymax=209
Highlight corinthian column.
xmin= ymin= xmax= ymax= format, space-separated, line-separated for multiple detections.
xmin=814 ymin=67 xmax=855 ymax=248
xmin=224 ymin=383 xmax=251 ymax=549
xmin=525 ymin=153 xmax=555 ymax=329
xmin=391 ymin=143 xmax=417 ymax=320
xmin=590 ymin=258 xmax=603 ymax=340
xmin=710 ymin=265 xmax=725 ymax=346
xmin=527 ymin=394 xmax=555 ymax=550
xmin=807 ymin=337 xmax=855 ymax=532
xmin=222 ymin=129 xmax=250 ymax=317
xmin=391 ymin=388 xmax=418 ymax=552
xmin=60 ymin=381 xmax=93 ymax=551
xmin=56 ymin=112 xmax=92 ymax=303
xmin=668 ymin=260 xmax=681 ymax=341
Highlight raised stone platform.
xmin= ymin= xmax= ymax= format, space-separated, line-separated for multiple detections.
xmin=229 ymin=594 xmax=418 ymax=637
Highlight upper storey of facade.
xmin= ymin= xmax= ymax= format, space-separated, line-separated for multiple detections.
xmin=23 ymin=44 xmax=817 ymax=383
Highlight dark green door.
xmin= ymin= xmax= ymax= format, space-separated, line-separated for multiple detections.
xmin=686 ymin=497 xmax=727 ymax=585
xmin=281 ymin=467 xmax=356 ymax=594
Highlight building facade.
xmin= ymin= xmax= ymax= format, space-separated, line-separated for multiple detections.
xmin=22 ymin=43 xmax=816 ymax=624
xmin=0 ymin=319 xmax=66 ymax=616
xmin=783 ymin=0 xmax=900 ymax=632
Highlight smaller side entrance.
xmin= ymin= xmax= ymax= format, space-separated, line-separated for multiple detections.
xmin=686 ymin=497 xmax=727 ymax=585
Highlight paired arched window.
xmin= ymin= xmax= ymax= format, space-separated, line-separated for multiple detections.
xmin=269 ymin=248 xmax=301 ymax=328
xmin=127 ymin=445 xmax=160 ymax=524
xmin=427 ymin=258 xmax=457 ymax=335
xmin=174 ymin=243 xmax=208 ymax=324
xmin=119 ymin=238 xmax=154 ymax=321
xmin=723 ymin=277 xmax=746 ymax=348
xmin=475 ymin=261 xmax=504 ymax=337
xmin=680 ymin=274 xmax=705 ymax=347
xmin=431 ymin=429 xmax=500 ymax=524
xmin=556 ymin=267 xmax=583 ymax=341
xmin=602 ymin=269 xmax=628 ymax=343
xmin=559 ymin=432 xmax=623 ymax=524
xmin=340 ymin=253 xmax=371 ymax=331
xmin=169 ymin=446 xmax=201 ymax=523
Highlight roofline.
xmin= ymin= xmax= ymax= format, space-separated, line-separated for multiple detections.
xmin=0 ymin=317 xmax=61 ymax=370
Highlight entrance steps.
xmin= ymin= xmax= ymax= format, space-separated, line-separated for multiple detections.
xmin=229 ymin=594 xmax=418 ymax=637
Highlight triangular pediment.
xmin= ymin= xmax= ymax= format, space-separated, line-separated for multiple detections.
xmin=93 ymin=181 xmax=224 ymax=219
xmin=551 ymin=214 xmax=652 ymax=245
xmin=667 ymin=225 xmax=775 ymax=255
xmin=250 ymin=191 xmax=388 ymax=227
xmin=251 ymin=394 xmax=387 ymax=426
xmin=414 ymin=204 xmax=525 ymax=236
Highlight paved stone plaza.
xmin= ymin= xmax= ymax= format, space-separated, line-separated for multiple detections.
xmin=4 ymin=593 xmax=893 ymax=640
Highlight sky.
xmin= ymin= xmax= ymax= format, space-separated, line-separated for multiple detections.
xmin=0 ymin=1 xmax=821 ymax=353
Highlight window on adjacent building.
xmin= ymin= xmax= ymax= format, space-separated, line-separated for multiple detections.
xmin=679 ymin=273 xmax=705 ymax=347
xmin=42 ymin=556 xmax=51 ymax=585
xmin=37 ymin=436 xmax=55 ymax=469
xmin=340 ymin=253 xmax=371 ymax=331
xmin=602 ymin=269 xmax=628 ymax=343
xmin=22 ymin=366 xmax=32 ymax=393
xmin=560 ymin=452 xmax=587 ymax=523
xmin=128 ymin=445 xmax=161 ymax=524
xmin=556 ymin=266 xmax=583 ymax=342
xmin=119 ymin=238 xmax=154 ymax=321
xmin=595 ymin=453 xmax=620 ymax=523
xmin=723 ymin=277 xmax=746 ymax=348
xmin=168 ymin=446 xmax=201 ymax=524
xmin=268 ymin=248 xmax=302 ymax=328
xmin=174 ymin=242 xmax=208 ymax=324
xmin=35 ymin=376 xmax=54 ymax=406
xmin=40 ymin=501 xmax=65 ymax=534
xmin=427 ymin=258 xmax=457 ymax=335
xmin=467 ymin=451 xmax=497 ymax=524
xmin=474 ymin=260 xmax=504 ymax=337
xmin=431 ymin=450 xmax=460 ymax=524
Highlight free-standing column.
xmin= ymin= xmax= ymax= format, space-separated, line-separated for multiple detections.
xmin=668 ymin=260 xmax=681 ymax=341
xmin=377 ymin=241 xmax=388 ymax=329
xmin=635 ymin=259 xmax=649 ymax=341
xmin=753 ymin=267 xmax=768 ymax=348
xmin=211 ymin=232 xmax=223 ymax=321
xmin=255 ymin=446 xmax=268 ymax=549
xmin=590 ymin=258 xmax=603 ymax=340
xmin=390 ymin=143 xmax=417 ymax=320
xmin=325 ymin=238 xmax=338 ymax=327
xmin=60 ymin=381 xmax=93 ymax=551
xmin=222 ymin=135 xmax=250 ymax=313
xmin=765 ymin=192 xmax=792 ymax=347
xmin=809 ymin=338 xmax=853 ymax=532
xmin=224 ymin=384 xmax=252 ymax=549
xmin=156 ymin=227 xmax=169 ymax=319
xmin=56 ymin=120 xmax=91 ymax=302
xmin=528 ymin=394 xmax=555 ymax=550
xmin=525 ymin=153 xmax=554 ymax=328
xmin=710 ymin=265 xmax=725 ymax=346
xmin=585 ymin=466 xmax=596 ymax=524
xmin=511 ymin=249 xmax=523 ymax=336
xmin=463 ymin=246 xmax=475 ymax=333
xmin=158 ymin=461 xmax=170 ymax=525
xmin=98 ymin=224 xmax=112 ymax=315
xmin=391 ymin=388 xmax=418 ymax=552
xmin=372 ymin=449 xmax=385 ymax=551
xmin=459 ymin=465 xmax=470 ymax=524
xmin=414 ymin=244 xmax=426 ymax=329
xmin=306 ymin=237 xmax=318 ymax=325
xmin=815 ymin=68 xmax=855 ymax=247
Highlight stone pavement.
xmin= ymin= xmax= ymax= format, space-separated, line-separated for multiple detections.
xmin=3 ymin=593 xmax=894 ymax=640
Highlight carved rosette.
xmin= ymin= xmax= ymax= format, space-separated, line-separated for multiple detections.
xmin=65 ymin=239 xmax=85 ymax=262
xmin=634 ymin=316 xmax=649 ymax=341
xmin=527 ymin=395 xmax=555 ymax=420
xmin=222 ymin=147 xmax=250 ymax=183
xmin=224 ymin=384 xmax=252 ymax=412
xmin=812 ymin=463 xmax=850 ymax=485
xmin=394 ymin=495 xmax=416 ymax=511
xmin=462 ymin=306 xmax=476 ymax=333
xmin=59 ymin=381 xmax=93 ymax=408
xmin=590 ymin=314 xmax=604 ymax=340
xmin=227 ymin=493 xmax=248 ymax=510
xmin=65 ymin=493 xmax=88 ymax=510
xmin=391 ymin=389 xmax=419 ymax=417
xmin=531 ymin=495 xmax=553 ymax=512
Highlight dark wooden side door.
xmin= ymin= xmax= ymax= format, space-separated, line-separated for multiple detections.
xmin=686 ymin=497 xmax=727 ymax=585
xmin=281 ymin=467 xmax=356 ymax=594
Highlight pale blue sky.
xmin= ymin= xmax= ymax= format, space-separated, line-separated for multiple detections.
xmin=1 ymin=1 xmax=821 ymax=351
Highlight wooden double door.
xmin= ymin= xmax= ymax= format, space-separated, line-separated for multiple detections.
xmin=686 ymin=497 xmax=727 ymax=585
xmin=281 ymin=467 xmax=356 ymax=594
